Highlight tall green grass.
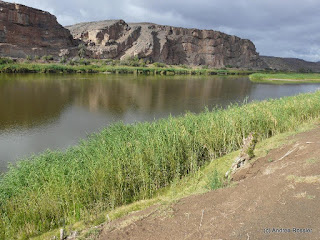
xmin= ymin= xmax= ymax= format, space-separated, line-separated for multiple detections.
xmin=1 ymin=92 xmax=320 ymax=239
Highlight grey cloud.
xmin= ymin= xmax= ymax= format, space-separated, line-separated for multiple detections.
xmin=5 ymin=0 xmax=320 ymax=61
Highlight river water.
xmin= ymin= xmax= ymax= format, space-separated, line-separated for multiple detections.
xmin=0 ymin=73 xmax=319 ymax=172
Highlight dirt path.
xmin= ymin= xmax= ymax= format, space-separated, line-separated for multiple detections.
xmin=99 ymin=127 xmax=320 ymax=240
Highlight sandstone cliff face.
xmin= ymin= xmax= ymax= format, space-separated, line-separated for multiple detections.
xmin=0 ymin=1 xmax=76 ymax=58
xmin=67 ymin=20 xmax=264 ymax=68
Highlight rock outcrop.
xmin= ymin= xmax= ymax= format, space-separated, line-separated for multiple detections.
xmin=0 ymin=0 xmax=266 ymax=68
xmin=0 ymin=0 xmax=76 ymax=58
xmin=67 ymin=20 xmax=264 ymax=68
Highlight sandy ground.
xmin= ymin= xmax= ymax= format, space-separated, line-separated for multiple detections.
xmin=99 ymin=127 xmax=320 ymax=240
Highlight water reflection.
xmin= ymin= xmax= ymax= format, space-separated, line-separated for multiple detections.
xmin=0 ymin=74 xmax=319 ymax=172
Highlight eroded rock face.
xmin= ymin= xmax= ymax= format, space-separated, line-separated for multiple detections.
xmin=0 ymin=1 xmax=265 ymax=68
xmin=67 ymin=21 xmax=265 ymax=68
xmin=0 ymin=1 xmax=76 ymax=58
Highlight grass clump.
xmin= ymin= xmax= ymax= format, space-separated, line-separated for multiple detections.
xmin=1 ymin=92 xmax=320 ymax=239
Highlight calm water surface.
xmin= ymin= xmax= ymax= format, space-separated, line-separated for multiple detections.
xmin=0 ymin=74 xmax=319 ymax=172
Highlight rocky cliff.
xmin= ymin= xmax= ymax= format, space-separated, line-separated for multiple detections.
xmin=0 ymin=0 xmax=76 ymax=58
xmin=67 ymin=20 xmax=264 ymax=68
xmin=0 ymin=0 xmax=265 ymax=68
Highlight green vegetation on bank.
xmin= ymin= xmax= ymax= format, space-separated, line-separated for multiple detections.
xmin=1 ymin=91 xmax=320 ymax=239
xmin=0 ymin=57 xmax=255 ymax=75
xmin=250 ymin=73 xmax=320 ymax=83
xmin=35 ymin=121 xmax=315 ymax=240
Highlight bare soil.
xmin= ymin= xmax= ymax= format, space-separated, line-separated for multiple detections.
xmin=99 ymin=127 xmax=320 ymax=240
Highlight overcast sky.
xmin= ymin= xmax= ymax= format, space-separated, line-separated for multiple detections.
xmin=6 ymin=0 xmax=320 ymax=62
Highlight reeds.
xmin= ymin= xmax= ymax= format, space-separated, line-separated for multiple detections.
xmin=1 ymin=91 xmax=320 ymax=239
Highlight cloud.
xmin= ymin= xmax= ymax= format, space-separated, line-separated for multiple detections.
xmin=5 ymin=0 xmax=320 ymax=61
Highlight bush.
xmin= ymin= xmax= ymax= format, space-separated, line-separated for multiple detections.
xmin=42 ymin=55 xmax=54 ymax=61
xmin=154 ymin=62 xmax=166 ymax=68
xmin=68 ymin=60 xmax=75 ymax=66
xmin=202 ymin=65 xmax=209 ymax=69
xmin=78 ymin=43 xmax=86 ymax=58
xmin=119 ymin=56 xmax=148 ymax=67
xmin=79 ymin=59 xmax=91 ymax=66
xmin=207 ymin=169 xmax=223 ymax=190
xmin=179 ymin=64 xmax=189 ymax=69
xmin=60 ymin=56 xmax=67 ymax=64
xmin=0 ymin=57 xmax=13 ymax=65
xmin=112 ymin=60 xmax=120 ymax=66
xmin=104 ymin=59 xmax=113 ymax=65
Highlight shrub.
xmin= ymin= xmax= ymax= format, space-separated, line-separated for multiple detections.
xmin=68 ymin=60 xmax=75 ymax=66
xmin=207 ymin=169 xmax=223 ymax=190
xmin=120 ymin=56 xmax=147 ymax=67
xmin=202 ymin=65 xmax=209 ymax=69
xmin=0 ymin=57 xmax=13 ymax=64
xmin=78 ymin=43 xmax=86 ymax=58
xmin=60 ymin=56 xmax=67 ymax=64
xmin=79 ymin=59 xmax=91 ymax=65
xmin=104 ymin=59 xmax=113 ymax=65
xmin=179 ymin=64 xmax=189 ymax=69
xmin=42 ymin=55 xmax=54 ymax=61
xmin=154 ymin=62 xmax=166 ymax=68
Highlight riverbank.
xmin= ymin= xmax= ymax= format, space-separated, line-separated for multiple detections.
xmin=250 ymin=73 xmax=320 ymax=84
xmin=0 ymin=58 xmax=257 ymax=75
xmin=1 ymin=92 xmax=320 ymax=239
xmin=98 ymin=124 xmax=320 ymax=240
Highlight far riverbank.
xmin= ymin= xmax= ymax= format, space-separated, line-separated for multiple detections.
xmin=250 ymin=73 xmax=320 ymax=84
xmin=0 ymin=57 xmax=262 ymax=75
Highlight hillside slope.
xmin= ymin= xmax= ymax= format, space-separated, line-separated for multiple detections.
xmin=261 ymin=56 xmax=320 ymax=72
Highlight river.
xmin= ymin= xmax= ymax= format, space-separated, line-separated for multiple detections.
xmin=0 ymin=73 xmax=319 ymax=172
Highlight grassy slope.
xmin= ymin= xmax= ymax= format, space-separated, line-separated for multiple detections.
xmin=250 ymin=73 xmax=320 ymax=84
xmin=34 ymin=121 xmax=318 ymax=240
xmin=1 ymin=92 xmax=320 ymax=239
